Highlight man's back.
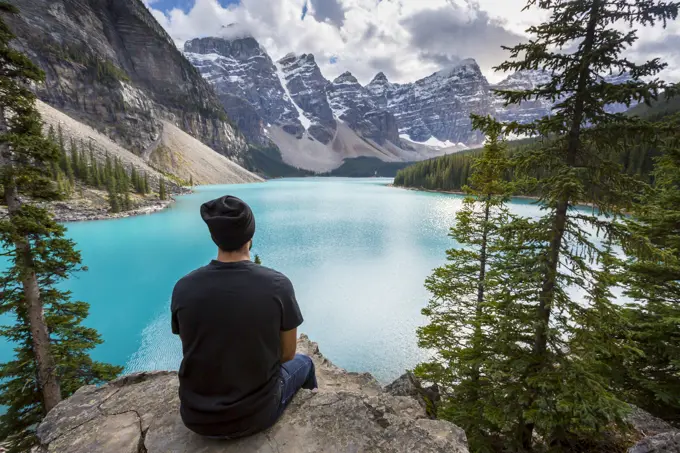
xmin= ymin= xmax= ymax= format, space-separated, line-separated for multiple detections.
xmin=171 ymin=259 xmax=302 ymax=437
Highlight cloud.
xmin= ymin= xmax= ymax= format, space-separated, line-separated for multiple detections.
xmin=367 ymin=56 xmax=403 ymax=80
xmin=418 ymin=52 xmax=461 ymax=67
xmin=309 ymin=0 xmax=346 ymax=27
xmin=400 ymin=5 xmax=526 ymax=78
xmin=145 ymin=0 xmax=680 ymax=85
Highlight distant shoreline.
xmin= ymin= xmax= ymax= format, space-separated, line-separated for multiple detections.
xmin=389 ymin=184 xmax=601 ymax=210
xmin=389 ymin=184 xmax=544 ymax=201
xmin=52 ymin=199 xmax=176 ymax=223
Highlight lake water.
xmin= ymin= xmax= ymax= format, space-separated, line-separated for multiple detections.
xmin=0 ymin=178 xmax=548 ymax=383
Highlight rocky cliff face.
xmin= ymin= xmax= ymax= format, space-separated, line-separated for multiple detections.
xmin=276 ymin=53 xmax=337 ymax=144
xmin=34 ymin=335 xmax=469 ymax=453
xmin=5 ymin=0 xmax=248 ymax=161
xmin=327 ymin=71 xmax=401 ymax=146
xmin=184 ymin=37 xmax=303 ymax=145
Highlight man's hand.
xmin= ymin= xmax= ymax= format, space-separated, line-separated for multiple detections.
xmin=280 ymin=328 xmax=297 ymax=363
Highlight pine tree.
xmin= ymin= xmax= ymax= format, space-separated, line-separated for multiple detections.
xmin=89 ymin=147 xmax=100 ymax=188
xmin=69 ymin=139 xmax=79 ymax=180
xmin=78 ymin=142 xmax=89 ymax=184
xmin=415 ymin=118 xmax=515 ymax=452
xmin=143 ymin=172 xmax=150 ymax=195
xmin=123 ymin=190 xmax=132 ymax=212
xmin=114 ymin=159 xmax=129 ymax=211
xmin=130 ymin=166 xmax=139 ymax=193
xmin=254 ymin=254 xmax=262 ymax=265
xmin=60 ymin=139 xmax=74 ymax=187
xmin=190 ymin=174 xmax=194 ymax=187
xmin=46 ymin=125 xmax=59 ymax=179
xmin=0 ymin=222 xmax=122 ymax=452
xmin=159 ymin=178 xmax=167 ymax=200
xmin=0 ymin=4 xmax=120 ymax=450
xmin=104 ymin=152 xmax=112 ymax=183
xmin=488 ymin=0 xmax=679 ymax=448
xmin=56 ymin=124 xmax=65 ymax=158
xmin=106 ymin=173 xmax=120 ymax=213
xmin=0 ymin=0 xmax=62 ymax=415
xmin=617 ymin=124 xmax=680 ymax=422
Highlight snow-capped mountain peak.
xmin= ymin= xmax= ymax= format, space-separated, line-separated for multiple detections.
xmin=432 ymin=58 xmax=480 ymax=79
xmin=371 ymin=72 xmax=389 ymax=84
xmin=333 ymin=71 xmax=360 ymax=85
xmin=184 ymin=36 xmax=635 ymax=173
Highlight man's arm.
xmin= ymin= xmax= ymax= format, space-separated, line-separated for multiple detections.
xmin=171 ymin=285 xmax=180 ymax=335
xmin=277 ymin=274 xmax=303 ymax=363
xmin=280 ymin=328 xmax=297 ymax=363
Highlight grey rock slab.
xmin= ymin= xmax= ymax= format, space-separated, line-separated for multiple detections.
xmin=46 ymin=411 xmax=142 ymax=453
xmin=144 ymin=390 xmax=467 ymax=453
xmin=37 ymin=336 xmax=470 ymax=453
xmin=99 ymin=372 xmax=179 ymax=431
xmin=629 ymin=431 xmax=680 ymax=453
xmin=37 ymin=383 xmax=120 ymax=445
xmin=627 ymin=405 xmax=676 ymax=437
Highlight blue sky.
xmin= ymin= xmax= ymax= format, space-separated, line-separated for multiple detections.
xmin=151 ymin=0 xmax=237 ymax=13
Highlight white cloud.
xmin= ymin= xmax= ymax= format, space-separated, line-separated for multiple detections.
xmin=146 ymin=0 xmax=680 ymax=85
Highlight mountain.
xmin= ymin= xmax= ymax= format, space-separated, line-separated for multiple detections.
xmin=5 ymin=0 xmax=249 ymax=164
xmin=327 ymin=71 xmax=401 ymax=146
xmin=276 ymin=52 xmax=338 ymax=145
xmin=366 ymin=59 xmax=491 ymax=145
xmin=490 ymin=70 xmax=553 ymax=123
xmin=183 ymin=36 xmax=302 ymax=145
xmin=182 ymin=35 xmax=635 ymax=173
xmin=491 ymin=70 xmax=633 ymax=122
xmin=184 ymin=37 xmax=462 ymax=172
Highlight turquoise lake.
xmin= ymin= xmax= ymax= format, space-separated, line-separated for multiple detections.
xmin=0 ymin=178 xmax=549 ymax=383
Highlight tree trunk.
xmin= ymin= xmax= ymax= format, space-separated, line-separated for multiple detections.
xmin=3 ymin=178 xmax=62 ymax=413
xmin=473 ymin=196 xmax=492 ymax=378
xmin=470 ymin=197 xmax=491 ymax=415
xmin=521 ymin=1 xmax=602 ymax=448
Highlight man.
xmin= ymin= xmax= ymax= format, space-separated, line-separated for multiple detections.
xmin=171 ymin=195 xmax=317 ymax=439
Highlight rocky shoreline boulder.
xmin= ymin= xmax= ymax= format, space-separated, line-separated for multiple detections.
xmin=626 ymin=406 xmax=680 ymax=453
xmin=34 ymin=335 xmax=469 ymax=453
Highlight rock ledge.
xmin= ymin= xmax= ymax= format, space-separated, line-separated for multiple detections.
xmin=35 ymin=335 xmax=469 ymax=453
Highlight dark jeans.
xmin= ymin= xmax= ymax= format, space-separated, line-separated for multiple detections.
xmin=205 ymin=354 xmax=317 ymax=440
xmin=276 ymin=353 xmax=318 ymax=414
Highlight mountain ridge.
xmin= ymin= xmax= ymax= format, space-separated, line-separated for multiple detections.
xmin=184 ymin=34 xmax=633 ymax=172
xmin=184 ymin=36 xmax=464 ymax=172
xmin=5 ymin=0 xmax=249 ymax=163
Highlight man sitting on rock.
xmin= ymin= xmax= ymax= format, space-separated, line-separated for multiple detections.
xmin=171 ymin=195 xmax=318 ymax=439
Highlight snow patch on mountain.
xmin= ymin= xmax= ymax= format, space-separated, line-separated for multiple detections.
xmin=399 ymin=134 xmax=467 ymax=150
xmin=275 ymin=61 xmax=311 ymax=130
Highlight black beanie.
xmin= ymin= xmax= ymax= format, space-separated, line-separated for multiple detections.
xmin=200 ymin=196 xmax=255 ymax=251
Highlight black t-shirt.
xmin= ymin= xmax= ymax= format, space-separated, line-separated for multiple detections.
xmin=171 ymin=260 xmax=303 ymax=437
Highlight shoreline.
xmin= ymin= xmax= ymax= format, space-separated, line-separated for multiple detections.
xmin=389 ymin=184 xmax=600 ymax=209
xmin=390 ymin=184 xmax=544 ymax=201
xmin=48 ymin=185 xmax=194 ymax=223
xmin=0 ymin=189 xmax=188 ymax=224
xmin=51 ymin=198 xmax=176 ymax=223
